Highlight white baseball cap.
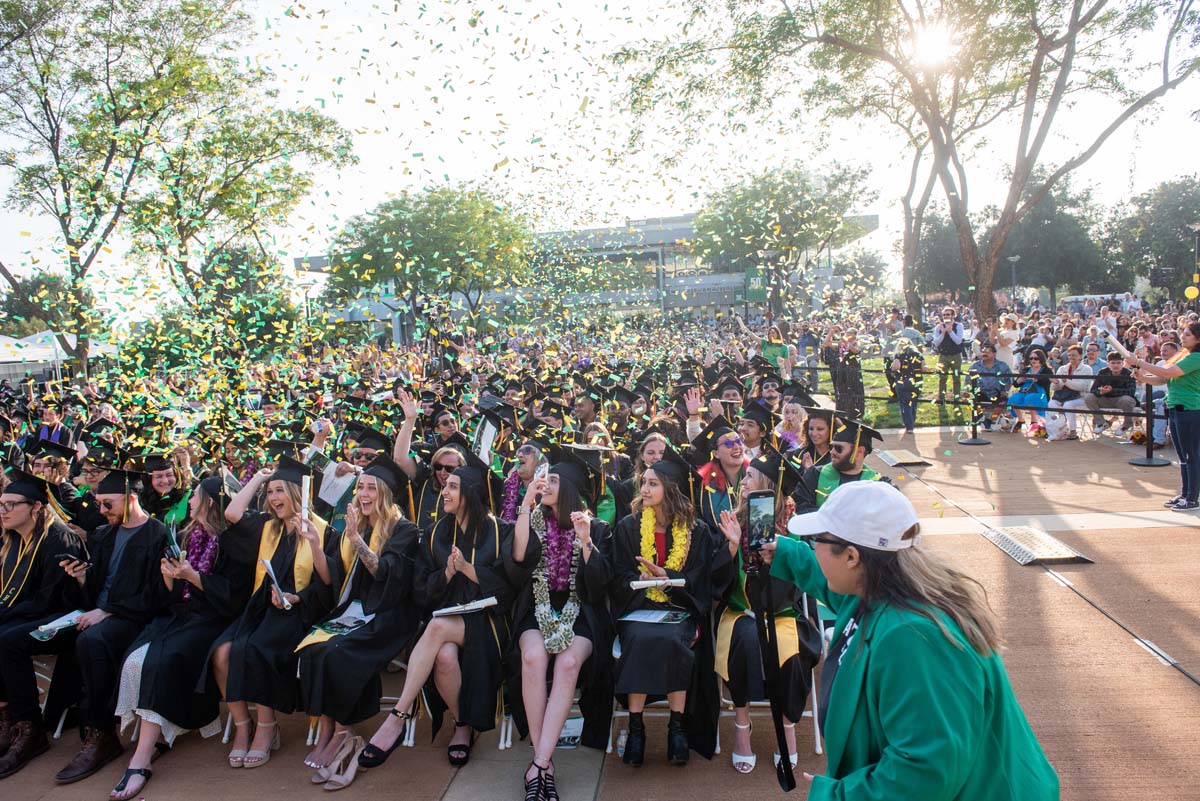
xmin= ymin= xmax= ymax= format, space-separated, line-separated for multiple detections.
xmin=786 ymin=480 xmax=921 ymax=551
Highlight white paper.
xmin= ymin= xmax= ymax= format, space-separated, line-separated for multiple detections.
xmin=325 ymin=600 xmax=374 ymax=630
xmin=432 ymin=596 xmax=498 ymax=617
xmin=629 ymin=578 xmax=686 ymax=590
xmin=261 ymin=558 xmax=292 ymax=609
xmin=318 ymin=461 xmax=357 ymax=507
xmin=618 ymin=609 xmax=690 ymax=624
xmin=34 ymin=609 xmax=84 ymax=635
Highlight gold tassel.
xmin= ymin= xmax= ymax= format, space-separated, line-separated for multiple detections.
xmin=407 ymin=482 xmax=416 ymax=521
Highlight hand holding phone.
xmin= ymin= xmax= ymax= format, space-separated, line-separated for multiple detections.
xmin=746 ymin=490 xmax=777 ymax=552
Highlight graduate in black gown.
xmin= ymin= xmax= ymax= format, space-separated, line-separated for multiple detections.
xmin=106 ymin=474 xmax=254 ymax=799
xmin=139 ymin=451 xmax=192 ymax=528
xmin=53 ymin=469 xmax=171 ymax=785
xmin=296 ymin=456 xmax=421 ymax=790
xmin=509 ymin=444 xmax=614 ymax=801
xmin=210 ymin=456 xmax=334 ymax=770
xmin=712 ymin=444 xmax=823 ymax=775
xmin=359 ymin=453 xmax=513 ymax=771
xmin=393 ymin=389 xmax=468 ymax=534
xmin=0 ymin=469 xmax=84 ymax=779
xmin=609 ymin=444 xmax=735 ymax=766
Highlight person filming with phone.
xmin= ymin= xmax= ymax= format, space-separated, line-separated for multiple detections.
xmin=761 ymin=480 xmax=1059 ymax=800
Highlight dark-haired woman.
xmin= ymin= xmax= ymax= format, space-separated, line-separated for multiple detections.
xmin=210 ymin=457 xmax=334 ymax=770
xmin=0 ymin=470 xmax=84 ymax=779
xmin=141 ymin=451 xmax=193 ymax=528
xmin=790 ymin=410 xmax=832 ymax=470
xmin=765 ymin=480 xmax=1058 ymax=799
xmin=509 ymin=450 xmax=613 ymax=801
xmin=296 ymin=457 xmax=421 ymax=790
xmin=609 ymin=447 xmax=734 ymax=767
xmin=359 ymin=460 xmax=514 ymax=769
xmin=108 ymin=476 xmax=255 ymax=799
xmin=1007 ymin=349 xmax=1052 ymax=432
xmin=1125 ymin=322 xmax=1200 ymax=510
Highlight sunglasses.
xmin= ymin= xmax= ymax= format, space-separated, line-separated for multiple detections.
xmin=717 ymin=435 xmax=744 ymax=448
xmin=432 ymin=463 xmax=458 ymax=473
xmin=804 ymin=534 xmax=843 ymax=546
xmin=762 ymin=382 xmax=780 ymax=390
xmin=99 ymin=500 xmax=120 ymax=510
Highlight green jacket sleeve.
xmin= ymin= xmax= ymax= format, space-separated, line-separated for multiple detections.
xmin=809 ymin=613 xmax=985 ymax=801
xmin=768 ymin=535 xmax=852 ymax=614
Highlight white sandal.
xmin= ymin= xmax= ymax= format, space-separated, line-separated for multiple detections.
xmin=773 ymin=722 xmax=797 ymax=769
xmin=228 ymin=719 xmax=253 ymax=768
xmin=731 ymin=722 xmax=756 ymax=774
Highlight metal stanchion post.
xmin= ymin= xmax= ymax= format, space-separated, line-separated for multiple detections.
xmin=958 ymin=372 xmax=990 ymax=446
xmin=1129 ymin=381 xmax=1170 ymax=467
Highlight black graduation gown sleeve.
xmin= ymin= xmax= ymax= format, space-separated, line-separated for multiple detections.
xmin=362 ymin=520 xmax=420 ymax=615
xmin=0 ymin=523 xmax=84 ymax=626
xmin=195 ymin=526 xmax=259 ymax=620
xmin=790 ymin=466 xmax=822 ymax=515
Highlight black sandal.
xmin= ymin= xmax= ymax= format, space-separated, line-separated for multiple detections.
xmin=524 ymin=760 xmax=547 ymax=801
xmin=110 ymin=767 xmax=152 ymax=801
xmin=543 ymin=759 xmax=559 ymax=801
xmin=358 ymin=708 xmax=412 ymax=769
xmin=447 ymin=719 xmax=474 ymax=767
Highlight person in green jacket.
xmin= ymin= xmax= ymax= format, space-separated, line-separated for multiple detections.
xmin=763 ymin=480 xmax=1059 ymax=801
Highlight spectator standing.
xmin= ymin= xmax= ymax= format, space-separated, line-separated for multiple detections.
xmin=932 ymin=307 xmax=965 ymax=402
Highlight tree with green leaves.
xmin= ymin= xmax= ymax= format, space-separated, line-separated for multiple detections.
xmin=324 ymin=185 xmax=533 ymax=330
xmin=0 ymin=0 xmax=250 ymax=376
xmin=125 ymin=67 xmax=355 ymax=309
xmin=690 ymin=165 xmax=873 ymax=315
xmin=1104 ymin=176 xmax=1200 ymax=299
xmin=613 ymin=0 xmax=1200 ymax=319
xmin=0 ymin=0 xmax=59 ymax=60
xmin=0 ymin=271 xmax=95 ymax=337
xmin=914 ymin=208 xmax=971 ymax=303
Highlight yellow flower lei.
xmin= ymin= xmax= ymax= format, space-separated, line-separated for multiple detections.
xmin=639 ymin=507 xmax=689 ymax=603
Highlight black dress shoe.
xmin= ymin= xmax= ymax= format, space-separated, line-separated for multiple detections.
xmin=622 ymin=713 xmax=645 ymax=767
xmin=666 ymin=711 xmax=689 ymax=766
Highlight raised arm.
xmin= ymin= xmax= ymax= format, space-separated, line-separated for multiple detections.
xmin=226 ymin=467 xmax=272 ymax=524
xmin=392 ymin=389 xmax=420 ymax=480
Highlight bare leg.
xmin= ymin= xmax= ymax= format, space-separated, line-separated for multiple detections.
xmin=110 ymin=718 xmax=160 ymax=799
xmin=531 ymin=637 xmax=592 ymax=780
xmin=211 ymin=641 xmax=231 ymax=697
xmin=627 ymin=693 xmax=646 ymax=714
xmin=732 ymin=706 xmax=752 ymax=757
xmin=367 ymin=616 xmax=465 ymax=752
xmin=519 ymin=630 xmax=550 ymax=750
xmin=307 ymin=714 xmax=346 ymax=767
xmin=433 ymin=642 xmax=469 ymax=748
xmin=667 ymin=690 xmax=686 ymax=713
xmin=247 ymin=705 xmax=277 ymax=757
xmin=225 ymin=701 xmax=251 ymax=754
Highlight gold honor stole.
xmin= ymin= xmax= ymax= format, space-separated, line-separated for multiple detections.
xmin=254 ymin=514 xmax=330 ymax=595
xmin=295 ymin=523 xmax=387 ymax=653
xmin=714 ymin=607 xmax=799 ymax=682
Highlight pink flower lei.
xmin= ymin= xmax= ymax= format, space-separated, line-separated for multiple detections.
xmin=538 ymin=507 xmax=575 ymax=591
xmin=501 ymin=470 xmax=522 ymax=523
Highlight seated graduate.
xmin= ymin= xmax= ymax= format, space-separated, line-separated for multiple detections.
xmin=509 ymin=443 xmax=614 ymax=801
xmin=296 ymin=455 xmax=421 ymax=790
xmin=359 ymin=451 xmax=513 ymax=771
xmin=791 ymin=416 xmax=885 ymax=514
xmin=0 ymin=469 xmax=84 ymax=779
xmin=25 ymin=438 xmax=79 ymax=518
xmin=691 ymin=416 xmax=749 ymax=532
xmin=54 ymin=469 xmax=170 ymax=785
xmin=210 ymin=455 xmax=334 ymax=770
xmin=107 ymin=473 xmax=254 ymax=799
xmin=609 ymin=444 xmax=735 ymax=767
xmin=392 ymin=390 xmax=469 ymax=534
xmin=712 ymin=444 xmax=823 ymax=775
xmin=138 ymin=451 xmax=193 ymax=528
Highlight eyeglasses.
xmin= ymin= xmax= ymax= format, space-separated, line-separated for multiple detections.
xmin=0 ymin=500 xmax=32 ymax=513
xmin=717 ymin=435 xmax=744 ymax=448
xmin=804 ymin=534 xmax=843 ymax=546
xmin=432 ymin=463 xmax=458 ymax=473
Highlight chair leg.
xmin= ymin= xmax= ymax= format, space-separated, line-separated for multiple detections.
xmin=54 ymin=708 xmax=68 ymax=740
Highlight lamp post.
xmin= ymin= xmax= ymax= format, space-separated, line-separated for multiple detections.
xmin=296 ymin=278 xmax=316 ymax=360
xmin=1007 ymin=255 xmax=1021 ymax=308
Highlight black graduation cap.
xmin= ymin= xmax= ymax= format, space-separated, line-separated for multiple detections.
xmin=708 ymin=375 xmax=744 ymax=400
xmin=197 ymin=470 xmax=242 ymax=514
xmin=427 ymin=402 xmax=457 ymax=426
xmin=2 ymin=466 xmax=51 ymax=503
xmin=749 ymin=355 xmax=775 ymax=373
xmin=605 ymin=385 xmax=639 ymax=409
xmin=831 ymin=416 xmax=883 ymax=454
xmin=96 ymin=468 xmax=148 ymax=496
xmin=689 ymin=415 xmax=737 ymax=458
xmin=362 ymin=454 xmax=409 ymax=498
xmin=479 ymin=400 xmax=521 ymax=432
xmin=26 ymin=438 xmax=75 ymax=462
xmin=84 ymin=418 xmax=124 ymax=437
xmin=645 ymin=443 xmax=699 ymax=505
xmin=549 ymin=443 xmax=605 ymax=507
xmin=343 ymin=423 xmax=392 ymax=454
xmin=778 ymin=382 xmax=815 ymax=407
xmin=0 ymin=413 xmax=14 ymax=438
xmin=270 ymin=454 xmax=318 ymax=488
xmin=83 ymin=439 xmax=124 ymax=468
xmin=137 ymin=452 xmax=175 ymax=473
xmin=264 ymin=439 xmax=309 ymax=462
xmin=749 ymin=442 xmax=806 ymax=499
xmin=538 ymin=399 xmax=569 ymax=424
xmin=452 ymin=449 xmax=503 ymax=513
xmin=801 ymin=406 xmax=835 ymax=425
xmin=741 ymin=402 xmax=780 ymax=433
xmin=756 ymin=371 xmax=785 ymax=390
xmin=438 ymin=430 xmax=472 ymax=454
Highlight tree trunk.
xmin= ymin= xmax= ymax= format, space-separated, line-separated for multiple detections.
xmin=900 ymin=225 xmax=922 ymax=319
xmin=971 ymin=254 xmax=998 ymax=320
xmin=1048 ymin=284 xmax=1057 ymax=309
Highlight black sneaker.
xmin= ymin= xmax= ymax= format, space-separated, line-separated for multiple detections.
xmin=1163 ymin=495 xmax=1184 ymax=508
xmin=1169 ymin=499 xmax=1199 ymax=511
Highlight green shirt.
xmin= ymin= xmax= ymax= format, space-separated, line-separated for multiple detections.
xmin=1165 ymin=352 xmax=1200 ymax=410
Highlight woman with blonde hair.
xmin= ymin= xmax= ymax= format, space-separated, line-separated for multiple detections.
xmin=764 ymin=481 xmax=1058 ymax=800
xmin=774 ymin=401 xmax=805 ymax=451
xmin=297 ymin=456 xmax=421 ymax=790
xmin=210 ymin=456 xmax=334 ymax=770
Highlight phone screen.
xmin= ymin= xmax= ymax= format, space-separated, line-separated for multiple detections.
xmin=747 ymin=492 xmax=776 ymax=550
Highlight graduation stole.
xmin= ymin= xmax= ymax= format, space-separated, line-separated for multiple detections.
xmin=254 ymin=514 xmax=329 ymax=594
xmin=815 ymin=464 xmax=879 ymax=507
xmin=0 ymin=531 xmax=47 ymax=608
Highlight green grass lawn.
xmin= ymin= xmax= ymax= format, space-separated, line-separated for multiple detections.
xmin=847 ymin=358 xmax=976 ymax=430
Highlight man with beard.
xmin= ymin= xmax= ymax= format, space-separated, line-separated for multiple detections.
xmin=790 ymin=416 xmax=885 ymax=514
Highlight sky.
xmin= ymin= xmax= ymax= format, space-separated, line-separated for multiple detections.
xmin=1 ymin=0 xmax=1197 ymax=319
